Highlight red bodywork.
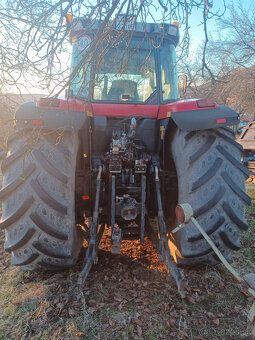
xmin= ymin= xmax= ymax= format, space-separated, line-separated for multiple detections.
xmin=37 ymin=98 xmax=217 ymax=118
xmin=91 ymin=103 xmax=159 ymax=118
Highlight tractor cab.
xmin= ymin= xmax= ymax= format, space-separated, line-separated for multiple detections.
xmin=69 ymin=19 xmax=179 ymax=105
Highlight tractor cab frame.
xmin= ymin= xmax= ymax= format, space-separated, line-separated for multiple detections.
xmin=69 ymin=19 xmax=179 ymax=105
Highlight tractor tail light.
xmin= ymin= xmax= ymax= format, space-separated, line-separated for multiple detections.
xmin=39 ymin=98 xmax=60 ymax=107
xmin=33 ymin=120 xmax=43 ymax=125
xmin=81 ymin=196 xmax=90 ymax=200
xmin=197 ymin=99 xmax=217 ymax=108
xmin=217 ymin=118 xmax=227 ymax=124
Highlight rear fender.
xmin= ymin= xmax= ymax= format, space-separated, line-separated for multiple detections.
xmin=15 ymin=102 xmax=87 ymax=131
xmin=170 ymin=105 xmax=240 ymax=131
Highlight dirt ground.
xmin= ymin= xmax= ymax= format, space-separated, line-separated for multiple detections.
xmin=0 ymin=189 xmax=255 ymax=339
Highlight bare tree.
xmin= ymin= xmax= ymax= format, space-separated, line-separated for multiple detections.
xmin=180 ymin=51 xmax=255 ymax=119
xmin=179 ymin=1 xmax=255 ymax=119
xmin=209 ymin=2 xmax=255 ymax=69
xmin=0 ymin=0 xmax=226 ymax=95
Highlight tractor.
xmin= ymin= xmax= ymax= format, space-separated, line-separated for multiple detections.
xmin=0 ymin=17 xmax=251 ymax=291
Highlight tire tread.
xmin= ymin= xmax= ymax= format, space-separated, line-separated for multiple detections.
xmin=33 ymin=149 xmax=67 ymax=184
xmin=30 ymin=212 xmax=68 ymax=240
xmin=30 ymin=178 xmax=67 ymax=214
xmin=0 ymin=196 xmax=34 ymax=230
xmin=0 ymin=163 xmax=36 ymax=200
xmin=5 ymin=228 xmax=36 ymax=252
xmin=189 ymin=135 xmax=216 ymax=166
xmin=191 ymin=158 xmax=222 ymax=192
xmin=1 ymin=146 xmax=26 ymax=173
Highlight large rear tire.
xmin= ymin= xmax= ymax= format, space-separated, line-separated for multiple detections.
xmin=0 ymin=129 xmax=83 ymax=271
xmin=170 ymin=127 xmax=251 ymax=266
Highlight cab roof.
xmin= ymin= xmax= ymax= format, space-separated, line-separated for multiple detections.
xmin=69 ymin=16 xmax=179 ymax=46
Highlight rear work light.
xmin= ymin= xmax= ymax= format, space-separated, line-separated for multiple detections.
xmin=39 ymin=98 xmax=60 ymax=107
xmin=197 ymin=98 xmax=217 ymax=108
xmin=167 ymin=24 xmax=179 ymax=36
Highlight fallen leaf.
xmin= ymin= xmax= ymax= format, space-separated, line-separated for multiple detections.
xmin=248 ymin=302 xmax=255 ymax=323
xmin=46 ymin=307 xmax=53 ymax=314
xmin=186 ymin=296 xmax=196 ymax=304
xmin=137 ymin=325 xmax=142 ymax=337
xmin=212 ymin=318 xmax=220 ymax=325
xmin=68 ymin=308 xmax=79 ymax=316
xmin=133 ymin=319 xmax=143 ymax=326
xmin=219 ymin=281 xmax=225 ymax=288
xmin=234 ymin=305 xmax=243 ymax=313
xmin=122 ymin=331 xmax=128 ymax=340
xmin=248 ymin=302 xmax=255 ymax=337
xmin=167 ymin=319 xmax=176 ymax=327
xmin=170 ymin=332 xmax=177 ymax=337
xmin=192 ymin=288 xmax=202 ymax=293
xmin=114 ymin=296 xmax=123 ymax=302
xmin=56 ymin=302 xmax=64 ymax=309
xmin=88 ymin=299 xmax=97 ymax=305
xmin=207 ymin=290 xmax=214 ymax=296
xmin=180 ymin=309 xmax=188 ymax=316
xmin=109 ymin=319 xmax=115 ymax=327
xmin=75 ymin=332 xmax=87 ymax=337
xmin=207 ymin=312 xmax=216 ymax=319
xmin=178 ymin=330 xmax=189 ymax=338
xmin=87 ymin=307 xmax=96 ymax=314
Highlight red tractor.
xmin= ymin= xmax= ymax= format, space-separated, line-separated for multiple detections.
xmin=0 ymin=18 xmax=250 ymax=291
